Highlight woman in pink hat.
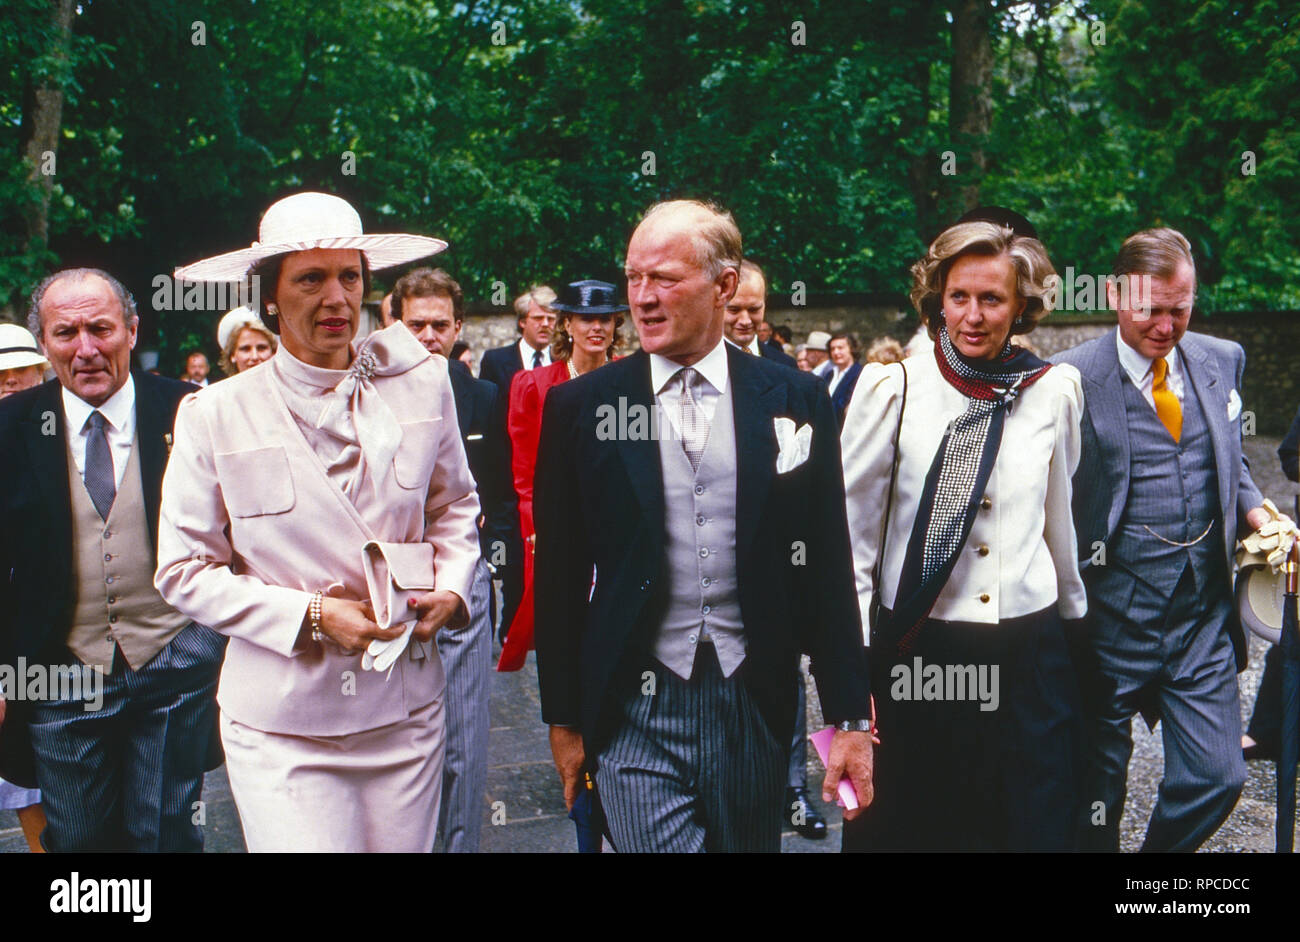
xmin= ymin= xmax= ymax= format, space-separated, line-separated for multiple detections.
xmin=155 ymin=192 xmax=481 ymax=852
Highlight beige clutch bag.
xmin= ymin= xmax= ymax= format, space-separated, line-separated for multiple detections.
xmin=361 ymin=540 xmax=436 ymax=673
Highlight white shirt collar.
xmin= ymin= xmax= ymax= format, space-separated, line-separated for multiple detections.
xmin=62 ymin=372 xmax=135 ymax=435
xmin=650 ymin=336 xmax=730 ymax=396
xmin=519 ymin=337 xmax=549 ymax=366
xmin=723 ymin=336 xmax=763 ymax=357
xmin=1115 ymin=328 xmax=1179 ymax=386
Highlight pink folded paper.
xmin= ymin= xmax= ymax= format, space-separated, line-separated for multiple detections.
xmin=809 ymin=727 xmax=860 ymax=811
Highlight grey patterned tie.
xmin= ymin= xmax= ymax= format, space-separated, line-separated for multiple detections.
xmin=678 ymin=367 xmax=709 ymax=472
xmin=84 ymin=410 xmax=116 ymax=520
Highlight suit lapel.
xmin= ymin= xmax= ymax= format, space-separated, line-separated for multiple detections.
xmin=1177 ymin=336 xmax=1233 ymax=521
xmin=730 ymin=345 xmax=783 ymax=567
xmin=612 ymin=352 xmax=665 ymax=538
xmin=1089 ymin=329 xmax=1132 ymax=534
xmin=20 ymin=381 xmax=73 ymax=573
xmin=133 ymin=372 xmax=169 ymax=555
xmin=449 ymin=366 xmax=474 ymax=439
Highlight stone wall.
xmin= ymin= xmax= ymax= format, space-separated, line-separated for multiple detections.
xmin=459 ymin=305 xmax=1300 ymax=437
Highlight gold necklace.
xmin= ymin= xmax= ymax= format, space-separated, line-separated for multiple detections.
xmin=566 ymin=360 xmax=579 ymax=380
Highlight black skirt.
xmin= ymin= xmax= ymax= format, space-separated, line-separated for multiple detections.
xmin=842 ymin=605 xmax=1082 ymax=852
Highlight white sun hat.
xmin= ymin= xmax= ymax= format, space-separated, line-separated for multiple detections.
xmin=173 ymin=192 xmax=448 ymax=283
xmin=0 ymin=323 xmax=49 ymax=371
xmin=217 ymin=306 xmax=267 ymax=350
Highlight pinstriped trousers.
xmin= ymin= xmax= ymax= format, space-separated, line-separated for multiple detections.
xmin=435 ymin=558 xmax=491 ymax=853
xmin=595 ymin=645 xmax=785 ymax=852
xmin=27 ymin=621 xmax=225 ymax=852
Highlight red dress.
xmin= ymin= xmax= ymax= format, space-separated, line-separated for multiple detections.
xmin=498 ymin=360 xmax=571 ymax=670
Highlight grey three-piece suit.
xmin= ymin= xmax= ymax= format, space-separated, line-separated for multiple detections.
xmin=1054 ymin=328 xmax=1259 ymax=852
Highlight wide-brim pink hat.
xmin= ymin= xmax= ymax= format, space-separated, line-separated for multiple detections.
xmin=173 ymin=192 xmax=447 ymax=282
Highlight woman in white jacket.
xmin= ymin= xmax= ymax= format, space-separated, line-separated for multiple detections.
xmin=841 ymin=220 xmax=1085 ymax=852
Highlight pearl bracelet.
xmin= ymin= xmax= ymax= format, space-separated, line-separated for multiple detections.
xmin=309 ymin=590 xmax=324 ymax=643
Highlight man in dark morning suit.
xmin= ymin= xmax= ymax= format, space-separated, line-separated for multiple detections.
xmin=722 ymin=258 xmax=825 ymax=839
xmin=0 ymin=268 xmax=225 ymax=851
xmin=535 ymin=201 xmax=874 ymax=852
xmin=1053 ymin=228 xmax=1269 ymax=852
xmin=477 ymin=285 xmax=557 ymax=398
xmin=393 ymin=267 xmax=521 ymax=853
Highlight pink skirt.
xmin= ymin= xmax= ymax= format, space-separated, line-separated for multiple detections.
xmin=220 ymin=696 xmax=445 ymax=852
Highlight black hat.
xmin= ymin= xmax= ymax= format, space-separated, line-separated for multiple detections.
xmin=550 ymin=279 xmax=629 ymax=316
xmin=956 ymin=206 xmax=1039 ymax=241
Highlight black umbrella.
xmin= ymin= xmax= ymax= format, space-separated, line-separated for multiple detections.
xmin=568 ymin=772 xmax=606 ymax=853
xmin=1277 ymin=501 xmax=1300 ymax=852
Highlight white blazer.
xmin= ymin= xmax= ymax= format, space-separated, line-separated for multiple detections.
xmin=154 ymin=338 xmax=481 ymax=736
xmin=841 ymin=346 xmax=1087 ymax=642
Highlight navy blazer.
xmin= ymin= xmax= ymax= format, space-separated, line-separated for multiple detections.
xmin=1279 ymin=403 xmax=1300 ymax=483
xmin=1053 ymin=328 xmax=1264 ymax=667
xmin=761 ymin=340 xmax=797 ymax=369
xmin=448 ymin=360 xmax=523 ymax=620
xmin=829 ymin=361 xmax=864 ymax=425
xmin=532 ymin=345 xmax=869 ymax=753
xmin=478 ymin=342 xmax=525 ymax=395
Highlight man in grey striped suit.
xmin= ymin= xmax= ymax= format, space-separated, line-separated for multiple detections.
xmin=1055 ymin=228 xmax=1269 ymax=852
xmin=534 ymin=201 xmax=874 ymax=852
xmin=394 ymin=267 xmax=521 ymax=853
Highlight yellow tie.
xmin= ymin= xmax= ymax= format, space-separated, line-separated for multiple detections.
xmin=1151 ymin=357 xmax=1182 ymax=443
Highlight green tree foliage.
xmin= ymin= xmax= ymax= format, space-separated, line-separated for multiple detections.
xmin=1 ymin=0 xmax=1295 ymax=370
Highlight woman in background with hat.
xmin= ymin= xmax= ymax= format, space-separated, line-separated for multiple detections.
xmin=0 ymin=323 xmax=48 ymax=399
xmin=498 ymin=279 xmax=625 ymax=670
xmin=154 ymin=192 xmax=481 ymax=851
xmin=216 ymin=306 xmax=277 ymax=376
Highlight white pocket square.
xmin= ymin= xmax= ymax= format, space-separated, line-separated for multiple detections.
xmin=1227 ymin=389 xmax=1242 ymax=422
xmin=774 ymin=417 xmax=813 ymax=473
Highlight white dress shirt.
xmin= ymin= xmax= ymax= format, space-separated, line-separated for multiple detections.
xmin=62 ymin=373 xmax=136 ymax=490
xmin=827 ymin=365 xmax=850 ymax=397
xmin=1116 ymin=330 xmax=1184 ymax=409
xmin=841 ymin=347 xmax=1087 ymax=638
xmin=519 ymin=338 xmax=552 ymax=370
xmin=649 ymin=337 xmax=729 ymax=437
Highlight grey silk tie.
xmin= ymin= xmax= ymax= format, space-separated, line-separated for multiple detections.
xmin=84 ymin=410 xmax=116 ymax=520
xmin=678 ymin=367 xmax=708 ymax=472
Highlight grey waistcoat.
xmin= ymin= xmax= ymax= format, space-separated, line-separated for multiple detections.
xmin=1110 ymin=373 xmax=1223 ymax=597
xmin=651 ymin=386 xmax=747 ymax=679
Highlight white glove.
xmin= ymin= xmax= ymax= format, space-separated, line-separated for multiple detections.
xmin=363 ymin=622 xmax=416 ymax=677
xmin=1240 ymin=498 xmax=1299 ymax=571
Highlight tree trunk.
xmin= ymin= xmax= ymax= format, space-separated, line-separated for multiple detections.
xmin=948 ymin=0 xmax=994 ymax=212
xmin=21 ymin=0 xmax=76 ymax=254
